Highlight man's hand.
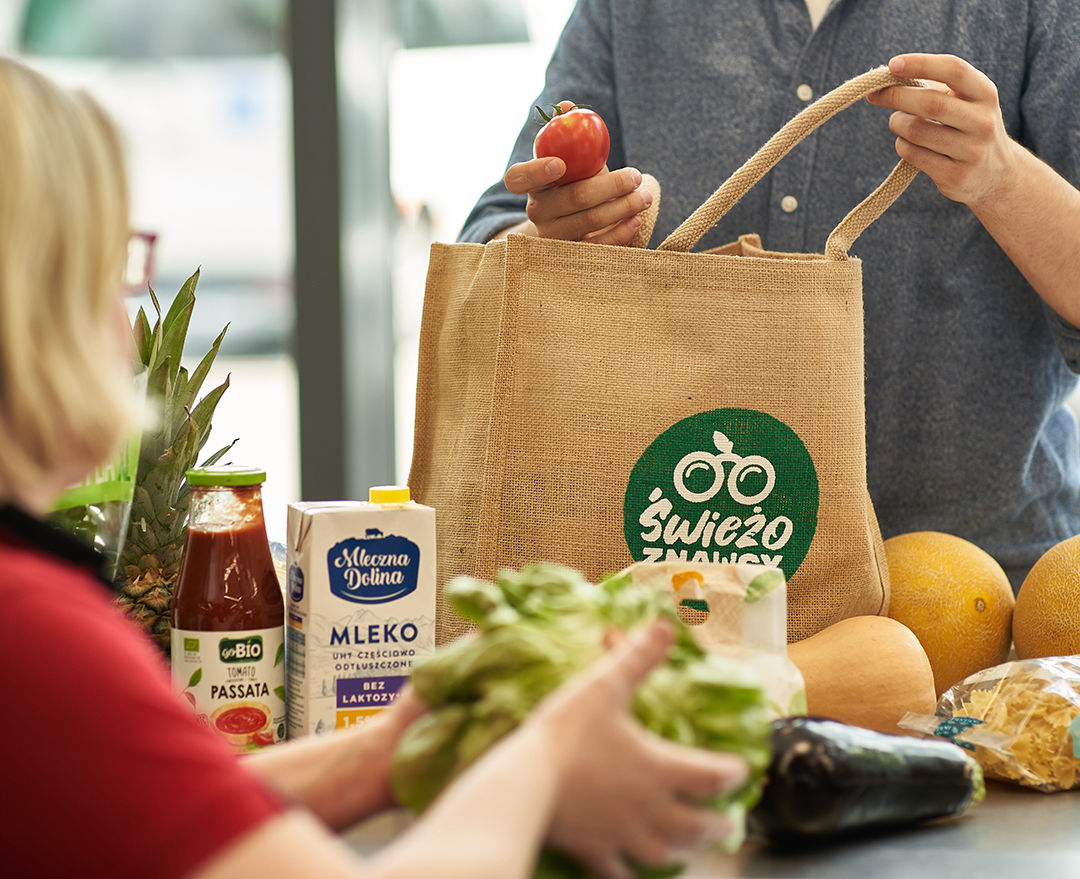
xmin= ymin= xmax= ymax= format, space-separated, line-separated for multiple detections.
xmin=497 ymin=100 xmax=653 ymax=245
xmin=870 ymin=52 xmax=1080 ymax=329
xmin=868 ymin=53 xmax=1023 ymax=208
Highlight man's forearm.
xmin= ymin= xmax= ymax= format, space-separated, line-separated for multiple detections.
xmin=972 ymin=142 xmax=1080 ymax=326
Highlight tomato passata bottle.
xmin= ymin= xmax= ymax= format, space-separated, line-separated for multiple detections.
xmin=171 ymin=466 xmax=285 ymax=753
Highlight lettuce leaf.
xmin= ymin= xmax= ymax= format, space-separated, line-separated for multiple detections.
xmin=389 ymin=563 xmax=772 ymax=876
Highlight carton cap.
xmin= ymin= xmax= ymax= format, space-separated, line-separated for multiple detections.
xmin=369 ymin=485 xmax=411 ymax=504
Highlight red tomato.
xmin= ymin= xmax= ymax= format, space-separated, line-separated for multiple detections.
xmin=252 ymin=728 xmax=275 ymax=747
xmin=533 ymin=105 xmax=610 ymax=184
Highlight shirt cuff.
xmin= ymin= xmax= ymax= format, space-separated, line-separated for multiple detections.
xmin=1044 ymin=304 xmax=1080 ymax=374
xmin=458 ymin=211 xmax=528 ymax=244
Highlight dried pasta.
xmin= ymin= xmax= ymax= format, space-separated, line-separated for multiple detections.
xmin=901 ymin=657 xmax=1080 ymax=792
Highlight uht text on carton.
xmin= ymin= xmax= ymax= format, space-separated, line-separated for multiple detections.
xmin=286 ymin=487 xmax=435 ymax=736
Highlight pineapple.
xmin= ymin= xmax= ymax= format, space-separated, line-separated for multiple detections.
xmin=114 ymin=268 xmax=234 ymax=653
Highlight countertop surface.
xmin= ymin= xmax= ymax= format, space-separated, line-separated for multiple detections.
xmin=344 ymin=782 xmax=1080 ymax=876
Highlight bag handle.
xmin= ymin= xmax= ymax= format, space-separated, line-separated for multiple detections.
xmin=627 ymin=172 xmax=662 ymax=249
xmin=657 ymin=66 xmax=920 ymax=258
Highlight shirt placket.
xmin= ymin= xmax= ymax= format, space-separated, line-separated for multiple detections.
xmin=764 ymin=1 xmax=839 ymax=253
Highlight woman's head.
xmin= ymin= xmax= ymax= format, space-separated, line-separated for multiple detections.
xmin=0 ymin=57 xmax=136 ymax=509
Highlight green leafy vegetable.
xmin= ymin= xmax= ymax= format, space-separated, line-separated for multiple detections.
xmin=744 ymin=568 xmax=785 ymax=603
xmin=390 ymin=563 xmax=772 ymax=877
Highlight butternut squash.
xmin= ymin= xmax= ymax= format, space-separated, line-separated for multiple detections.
xmin=787 ymin=615 xmax=937 ymax=734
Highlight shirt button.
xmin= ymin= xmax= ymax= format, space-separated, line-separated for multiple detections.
xmin=781 ymin=195 xmax=799 ymax=213
xmin=796 ymin=83 xmax=814 ymax=102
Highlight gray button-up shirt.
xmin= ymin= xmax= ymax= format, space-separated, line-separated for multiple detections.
xmin=459 ymin=0 xmax=1080 ymax=587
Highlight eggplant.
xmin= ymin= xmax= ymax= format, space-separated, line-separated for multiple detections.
xmin=748 ymin=716 xmax=984 ymax=843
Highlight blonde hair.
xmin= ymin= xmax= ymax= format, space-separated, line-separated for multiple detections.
xmin=0 ymin=57 xmax=137 ymax=504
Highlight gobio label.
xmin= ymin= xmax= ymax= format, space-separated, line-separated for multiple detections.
xmin=219 ymin=635 xmax=264 ymax=663
xmin=624 ymin=408 xmax=819 ymax=581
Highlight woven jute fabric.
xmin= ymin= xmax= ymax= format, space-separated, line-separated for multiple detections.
xmin=411 ymin=67 xmax=915 ymax=644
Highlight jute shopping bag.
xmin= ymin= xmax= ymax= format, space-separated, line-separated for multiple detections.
xmin=411 ymin=67 xmax=918 ymax=644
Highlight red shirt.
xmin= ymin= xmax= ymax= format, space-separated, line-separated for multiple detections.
xmin=0 ymin=505 xmax=284 ymax=878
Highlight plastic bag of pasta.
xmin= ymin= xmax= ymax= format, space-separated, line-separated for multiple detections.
xmin=900 ymin=657 xmax=1080 ymax=792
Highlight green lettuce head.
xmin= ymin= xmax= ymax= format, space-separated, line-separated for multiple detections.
xmin=389 ymin=563 xmax=772 ymax=877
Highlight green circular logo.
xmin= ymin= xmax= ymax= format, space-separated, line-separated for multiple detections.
xmin=624 ymin=409 xmax=818 ymax=580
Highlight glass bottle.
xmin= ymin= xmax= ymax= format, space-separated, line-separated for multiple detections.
xmin=170 ymin=466 xmax=285 ymax=752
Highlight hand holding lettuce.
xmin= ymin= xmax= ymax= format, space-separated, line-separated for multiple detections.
xmin=390 ymin=564 xmax=772 ymax=877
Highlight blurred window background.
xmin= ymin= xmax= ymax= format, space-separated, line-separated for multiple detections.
xmin=5 ymin=0 xmax=296 ymax=540
xmin=386 ymin=0 xmax=574 ymax=482
xmin=1 ymin=0 xmax=574 ymax=541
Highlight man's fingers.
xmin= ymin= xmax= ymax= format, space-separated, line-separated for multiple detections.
xmin=867 ymin=76 xmax=946 ymax=107
xmin=890 ymin=137 xmax=967 ymax=196
xmin=889 ymin=110 xmax=983 ymax=162
xmin=870 ymin=55 xmax=998 ymax=134
xmin=504 ymin=156 xmax=566 ymax=194
xmin=871 ymin=83 xmax=992 ymax=145
xmin=889 ymin=53 xmax=995 ymax=102
xmin=529 ymin=166 xmax=642 ymax=223
xmin=539 ymin=187 xmax=652 ymax=241
xmin=892 ymin=85 xmax=985 ymax=129
xmin=584 ymin=215 xmax=642 ymax=247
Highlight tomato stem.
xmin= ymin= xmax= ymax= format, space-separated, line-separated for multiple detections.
xmin=534 ymin=103 xmax=567 ymax=125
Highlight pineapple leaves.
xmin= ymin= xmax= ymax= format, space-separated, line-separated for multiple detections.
xmin=201 ymin=440 xmax=239 ymax=469
xmin=133 ymin=306 xmax=153 ymax=365
xmin=185 ymin=324 xmax=229 ymax=409
xmin=145 ymin=286 xmax=165 ymax=370
xmin=118 ymin=269 xmax=232 ymax=576
xmin=168 ymin=365 xmax=192 ymax=440
xmin=147 ymin=446 xmax=193 ymax=523
xmin=176 ymin=437 xmax=239 ymax=507
xmin=167 ymin=268 xmax=201 ymax=327
xmin=141 ymin=269 xmax=200 ymax=377
xmin=160 ymin=294 xmax=196 ymax=386
xmin=162 ymin=379 xmax=229 ymax=497
xmin=140 ymin=270 xmax=229 ymax=460
xmin=188 ymin=374 xmax=231 ymax=455
xmin=123 ymin=481 xmax=185 ymax=571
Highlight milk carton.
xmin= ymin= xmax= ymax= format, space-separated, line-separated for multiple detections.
xmin=286 ymin=486 xmax=436 ymax=736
